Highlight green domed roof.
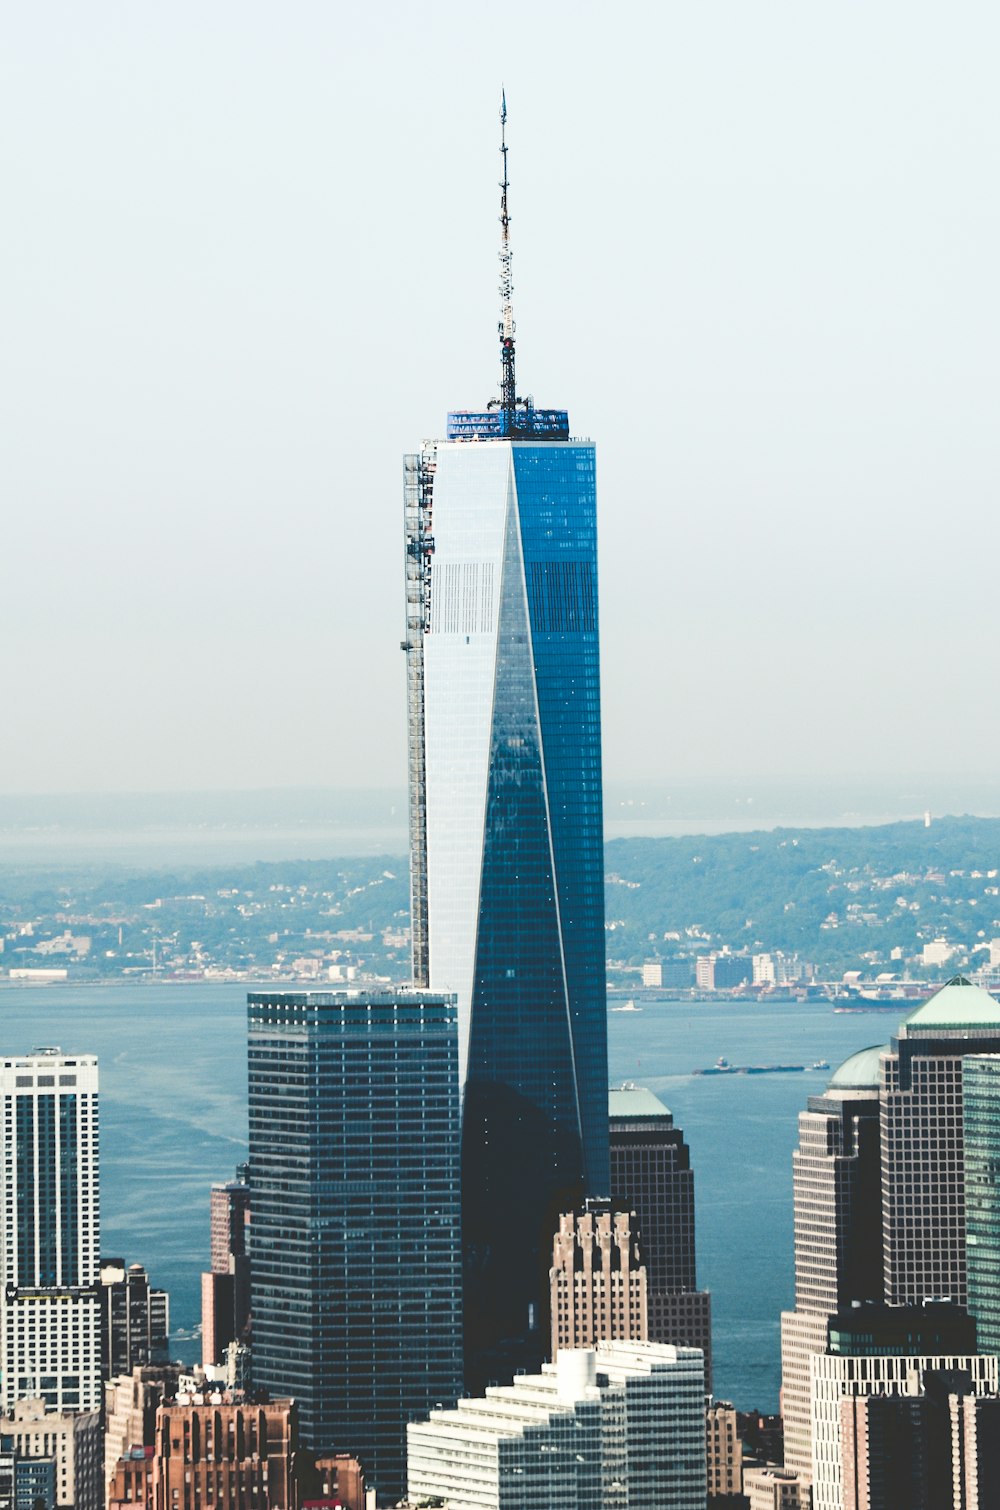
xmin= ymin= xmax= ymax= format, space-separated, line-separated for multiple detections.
xmin=902 ymin=976 xmax=1000 ymax=1034
xmin=828 ymin=1044 xmax=887 ymax=1090
xmin=608 ymin=1084 xmax=671 ymax=1119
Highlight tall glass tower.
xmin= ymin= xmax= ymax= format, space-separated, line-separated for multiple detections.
xmin=404 ymin=100 xmax=609 ymax=1387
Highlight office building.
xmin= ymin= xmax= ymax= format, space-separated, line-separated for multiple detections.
xmin=99 ymin=1261 xmax=169 ymax=1379
xmin=0 ymin=1399 xmax=101 ymax=1510
xmin=949 ymin=1386 xmax=1000 ymax=1510
xmin=839 ymin=1392 xmax=930 ymax=1510
xmin=781 ymin=977 xmax=1000 ymax=1486
xmin=103 ymin=1366 xmax=181 ymax=1497
xmin=809 ymin=1307 xmax=993 ymax=1510
xmin=705 ymin=1401 xmax=742 ymax=1502
xmin=0 ymin=1451 xmax=56 ymax=1510
xmin=151 ymin=1397 xmax=298 ymax=1510
xmin=303 ymin=1456 xmax=367 ymax=1510
xmin=404 ymin=104 xmax=608 ymax=1386
xmin=834 ymin=1371 xmax=1000 ymax=1510
xmin=406 ymin=1342 xmax=706 ymax=1510
xmin=550 ymin=1201 xmax=646 ymax=1357
xmin=962 ymin=1054 xmax=1000 ymax=1355
xmin=247 ymin=990 xmax=461 ymax=1501
xmin=743 ymin=1466 xmax=810 ymax=1509
xmin=209 ymin=1168 xmax=250 ymax=1273
xmin=201 ymin=1167 xmax=251 ymax=1368
xmin=200 ymin=1274 xmax=236 ymax=1371
xmin=816 ymin=1359 xmax=997 ymax=1510
xmin=609 ymin=1085 xmax=712 ymax=1385
xmin=107 ymin=1449 xmax=152 ymax=1510
xmin=0 ymin=1051 xmax=100 ymax=1415
xmin=880 ymin=980 xmax=1000 ymax=1308
xmin=713 ymin=954 xmax=753 ymax=990
xmin=779 ymin=1045 xmax=884 ymax=1476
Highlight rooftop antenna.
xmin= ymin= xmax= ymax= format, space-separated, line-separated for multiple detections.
xmin=498 ymin=89 xmax=518 ymax=434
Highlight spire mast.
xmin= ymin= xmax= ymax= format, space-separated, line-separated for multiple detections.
xmin=498 ymin=90 xmax=518 ymax=434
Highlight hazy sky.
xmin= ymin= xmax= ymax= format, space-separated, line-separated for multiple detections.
xmin=3 ymin=2 xmax=999 ymax=794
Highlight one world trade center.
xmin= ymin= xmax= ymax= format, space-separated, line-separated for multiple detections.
xmin=404 ymin=99 xmax=609 ymax=1389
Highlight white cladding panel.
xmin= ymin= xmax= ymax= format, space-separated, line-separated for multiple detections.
xmin=424 ymin=442 xmax=512 ymax=1082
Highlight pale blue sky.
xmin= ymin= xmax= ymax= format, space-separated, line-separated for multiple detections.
xmin=2 ymin=2 xmax=998 ymax=792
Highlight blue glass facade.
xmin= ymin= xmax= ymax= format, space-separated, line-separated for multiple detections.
xmin=409 ymin=430 xmax=608 ymax=1388
xmin=247 ymin=991 xmax=462 ymax=1502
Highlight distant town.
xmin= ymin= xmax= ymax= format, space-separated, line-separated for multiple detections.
xmin=5 ymin=814 xmax=1000 ymax=1000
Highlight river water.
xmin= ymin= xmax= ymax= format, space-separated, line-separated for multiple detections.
xmin=0 ymin=984 xmax=898 ymax=1409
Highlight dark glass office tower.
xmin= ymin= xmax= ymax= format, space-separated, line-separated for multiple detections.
xmin=405 ymin=105 xmax=609 ymax=1389
xmin=609 ymin=1085 xmax=712 ymax=1387
xmin=247 ymin=991 xmax=462 ymax=1502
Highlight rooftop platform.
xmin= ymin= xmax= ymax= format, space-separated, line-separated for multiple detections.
xmin=447 ymin=405 xmax=570 ymax=441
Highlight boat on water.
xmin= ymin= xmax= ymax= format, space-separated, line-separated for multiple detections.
xmin=611 ymin=999 xmax=642 ymax=1012
xmin=812 ymin=1060 xmax=830 ymax=1071
xmin=696 ymin=1057 xmax=805 ymax=1076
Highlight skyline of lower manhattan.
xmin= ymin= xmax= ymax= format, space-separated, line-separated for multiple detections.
xmin=6 ymin=12 xmax=1000 ymax=1506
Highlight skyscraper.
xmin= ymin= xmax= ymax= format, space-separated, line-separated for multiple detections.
xmin=201 ymin=1165 xmax=250 ymax=1367
xmin=247 ymin=990 xmax=462 ymax=1502
xmin=550 ymin=1201 xmax=647 ymax=1357
xmin=963 ymin=1053 xmax=1000 ymax=1354
xmin=0 ymin=1050 xmax=101 ymax=1416
xmin=99 ymin=1260 xmax=169 ymax=1378
xmin=608 ymin=1085 xmax=712 ymax=1385
xmin=209 ymin=1167 xmax=250 ymax=1272
xmin=781 ymin=977 xmax=1000 ymax=1487
xmin=405 ymin=97 xmax=608 ymax=1387
xmin=880 ymin=981 xmax=1000 ymax=1308
xmin=780 ymin=1045 xmax=884 ymax=1475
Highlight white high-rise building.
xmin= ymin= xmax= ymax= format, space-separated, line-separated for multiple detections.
xmin=0 ymin=1050 xmax=100 ymax=1415
xmin=406 ymin=1342 xmax=706 ymax=1510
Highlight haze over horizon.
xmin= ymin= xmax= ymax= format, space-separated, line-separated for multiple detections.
xmin=3 ymin=2 xmax=999 ymax=796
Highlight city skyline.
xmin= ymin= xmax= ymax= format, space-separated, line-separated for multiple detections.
xmin=4 ymin=3 xmax=1000 ymax=796
xmin=4 ymin=8 xmax=1000 ymax=1503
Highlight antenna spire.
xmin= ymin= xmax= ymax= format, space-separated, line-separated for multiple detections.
xmin=498 ymin=89 xmax=518 ymax=433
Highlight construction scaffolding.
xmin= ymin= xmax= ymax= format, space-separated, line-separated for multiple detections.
xmin=447 ymin=405 xmax=570 ymax=442
xmin=402 ymin=444 xmax=436 ymax=987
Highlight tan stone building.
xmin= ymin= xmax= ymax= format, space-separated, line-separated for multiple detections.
xmin=743 ymin=1465 xmax=810 ymax=1509
xmin=706 ymin=1401 xmax=742 ymax=1501
xmin=0 ymin=1397 xmax=102 ymax=1510
xmin=550 ymin=1201 xmax=646 ymax=1358
xmin=152 ymin=1397 xmax=298 ymax=1510
xmin=104 ymin=1367 xmax=181 ymax=1495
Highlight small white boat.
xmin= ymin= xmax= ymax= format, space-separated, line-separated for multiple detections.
xmin=611 ymin=999 xmax=642 ymax=1012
